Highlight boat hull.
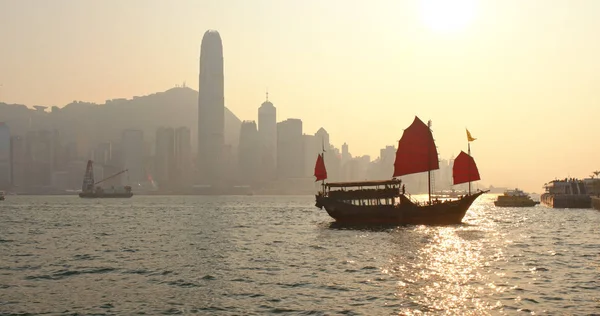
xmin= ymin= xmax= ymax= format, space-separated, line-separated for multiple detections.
xmin=493 ymin=200 xmax=538 ymax=207
xmin=315 ymin=191 xmax=486 ymax=225
xmin=592 ymin=196 xmax=600 ymax=211
xmin=79 ymin=192 xmax=133 ymax=198
xmin=540 ymin=193 xmax=591 ymax=208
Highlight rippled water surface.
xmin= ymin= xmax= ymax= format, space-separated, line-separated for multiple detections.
xmin=1 ymin=195 xmax=600 ymax=315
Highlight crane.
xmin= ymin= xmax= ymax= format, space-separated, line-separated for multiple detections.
xmin=94 ymin=169 xmax=128 ymax=185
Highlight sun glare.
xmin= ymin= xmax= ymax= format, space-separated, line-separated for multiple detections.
xmin=419 ymin=0 xmax=477 ymax=33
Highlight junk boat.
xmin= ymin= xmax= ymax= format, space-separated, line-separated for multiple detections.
xmin=79 ymin=160 xmax=133 ymax=198
xmin=314 ymin=117 xmax=487 ymax=225
xmin=493 ymin=188 xmax=538 ymax=207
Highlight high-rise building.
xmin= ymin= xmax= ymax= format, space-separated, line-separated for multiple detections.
xmin=0 ymin=123 xmax=11 ymax=188
xmin=314 ymin=127 xmax=341 ymax=180
xmin=155 ymin=127 xmax=175 ymax=189
xmin=93 ymin=142 xmax=112 ymax=166
xmin=315 ymin=127 xmax=330 ymax=150
xmin=24 ymin=130 xmax=57 ymax=186
xmin=10 ymin=135 xmax=25 ymax=188
xmin=121 ymin=129 xmax=144 ymax=186
xmin=277 ymin=119 xmax=303 ymax=179
xmin=258 ymin=92 xmax=277 ymax=180
xmin=341 ymin=143 xmax=351 ymax=164
xmin=238 ymin=121 xmax=260 ymax=186
xmin=198 ymin=30 xmax=225 ymax=186
xmin=303 ymin=134 xmax=318 ymax=177
xmin=174 ymin=127 xmax=192 ymax=188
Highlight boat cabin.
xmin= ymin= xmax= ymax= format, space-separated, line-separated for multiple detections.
xmin=322 ymin=179 xmax=402 ymax=206
xmin=544 ymin=179 xmax=588 ymax=195
xmin=503 ymin=188 xmax=528 ymax=197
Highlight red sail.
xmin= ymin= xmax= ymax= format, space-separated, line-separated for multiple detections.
xmin=314 ymin=154 xmax=328 ymax=182
xmin=393 ymin=116 xmax=440 ymax=177
xmin=452 ymin=151 xmax=481 ymax=185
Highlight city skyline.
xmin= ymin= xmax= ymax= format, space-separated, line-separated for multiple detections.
xmin=1 ymin=0 xmax=600 ymax=193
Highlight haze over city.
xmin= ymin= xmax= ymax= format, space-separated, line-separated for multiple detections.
xmin=1 ymin=0 xmax=599 ymax=193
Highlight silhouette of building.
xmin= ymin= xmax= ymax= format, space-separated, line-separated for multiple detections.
xmin=302 ymin=134 xmax=317 ymax=177
xmin=121 ymin=129 xmax=144 ymax=186
xmin=315 ymin=128 xmax=330 ymax=149
xmin=10 ymin=135 xmax=25 ymax=188
xmin=277 ymin=119 xmax=303 ymax=179
xmin=258 ymin=92 xmax=277 ymax=181
xmin=155 ymin=127 xmax=175 ymax=190
xmin=341 ymin=143 xmax=350 ymax=164
xmin=93 ymin=142 xmax=112 ymax=166
xmin=373 ymin=145 xmax=396 ymax=180
xmin=0 ymin=123 xmax=10 ymax=188
xmin=24 ymin=130 xmax=58 ymax=187
xmin=174 ymin=127 xmax=192 ymax=188
xmin=314 ymin=128 xmax=341 ymax=180
xmin=197 ymin=30 xmax=225 ymax=186
xmin=238 ymin=121 xmax=260 ymax=186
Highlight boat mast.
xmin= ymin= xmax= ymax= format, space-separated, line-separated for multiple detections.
xmin=428 ymin=120 xmax=432 ymax=204
xmin=321 ymin=137 xmax=326 ymax=195
xmin=468 ymin=142 xmax=471 ymax=195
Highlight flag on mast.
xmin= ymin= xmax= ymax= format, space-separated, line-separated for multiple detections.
xmin=466 ymin=129 xmax=476 ymax=142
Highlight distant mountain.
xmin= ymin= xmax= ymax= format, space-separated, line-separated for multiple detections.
xmin=0 ymin=87 xmax=242 ymax=151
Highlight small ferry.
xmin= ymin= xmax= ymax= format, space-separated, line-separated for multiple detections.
xmin=494 ymin=188 xmax=538 ymax=207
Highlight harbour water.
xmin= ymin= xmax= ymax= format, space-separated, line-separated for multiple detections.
xmin=1 ymin=195 xmax=599 ymax=315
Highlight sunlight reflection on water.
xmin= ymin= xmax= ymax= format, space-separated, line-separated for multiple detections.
xmin=1 ymin=195 xmax=599 ymax=315
xmin=384 ymin=196 xmax=511 ymax=315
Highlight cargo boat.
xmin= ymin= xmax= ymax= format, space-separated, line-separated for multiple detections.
xmin=79 ymin=160 xmax=133 ymax=198
xmin=592 ymin=196 xmax=600 ymax=211
xmin=541 ymin=179 xmax=590 ymax=208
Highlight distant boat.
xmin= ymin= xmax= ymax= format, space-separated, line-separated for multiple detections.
xmin=0 ymin=191 xmax=5 ymax=201
xmin=315 ymin=116 xmax=487 ymax=225
xmin=494 ymin=188 xmax=538 ymax=207
xmin=540 ymin=178 xmax=591 ymax=208
xmin=79 ymin=160 xmax=133 ymax=198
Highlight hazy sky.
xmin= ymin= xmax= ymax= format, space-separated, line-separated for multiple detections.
xmin=1 ymin=0 xmax=599 ymax=193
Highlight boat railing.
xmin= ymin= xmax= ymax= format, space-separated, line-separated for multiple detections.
xmin=328 ymin=187 xmax=400 ymax=200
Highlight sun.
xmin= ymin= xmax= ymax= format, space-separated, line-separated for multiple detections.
xmin=419 ymin=0 xmax=477 ymax=33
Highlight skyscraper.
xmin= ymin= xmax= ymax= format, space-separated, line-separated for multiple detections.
xmin=198 ymin=30 xmax=224 ymax=186
xmin=258 ymin=92 xmax=277 ymax=181
xmin=277 ymin=119 xmax=303 ymax=180
xmin=155 ymin=127 xmax=175 ymax=189
xmin=238 ymin=121 xmax=260 ymax=186
xmin=174 ymin=127 xmax=192 ymax=188
xmin=0 ymin=123 xmax=11 ymax=188
xmin=121 ymin=129 xmax=144 ymax=186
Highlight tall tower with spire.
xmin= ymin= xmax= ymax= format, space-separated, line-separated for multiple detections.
xmin=258 ymin=91 xmax=277 ymax=181
xmin=198 ymin=30 xmax=225 ymax=186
